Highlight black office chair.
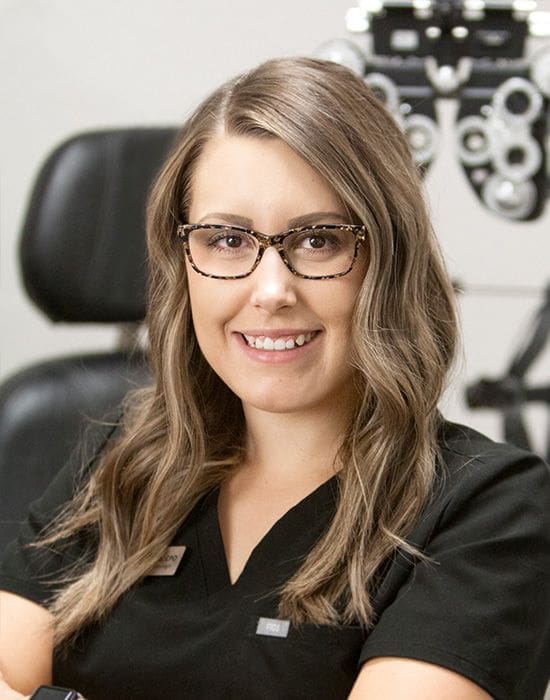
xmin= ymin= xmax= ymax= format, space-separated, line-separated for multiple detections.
xmin=0 ymin=127 xmax=178 ymax=553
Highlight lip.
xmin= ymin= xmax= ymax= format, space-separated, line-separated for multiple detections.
xmin=233 ymin=330 xmax=321 ymax=364
xmin=238 ymin=328 xmax=320 ymax=337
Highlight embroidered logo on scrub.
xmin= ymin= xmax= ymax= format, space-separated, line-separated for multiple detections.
xmin=149 ymin=546 xmax=187 ymax=576
xmin=256 ymin=617 xmax=290 ymax=638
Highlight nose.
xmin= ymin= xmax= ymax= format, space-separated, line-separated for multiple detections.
xmin=249 ymin=247 xmax=297 ymax=313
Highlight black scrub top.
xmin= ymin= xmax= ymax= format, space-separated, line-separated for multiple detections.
xmin=1 ymin=421 xmax=550 ymax=700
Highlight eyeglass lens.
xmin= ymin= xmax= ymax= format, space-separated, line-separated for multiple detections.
xmin=187 ymin=226 xmax=357 ymax=278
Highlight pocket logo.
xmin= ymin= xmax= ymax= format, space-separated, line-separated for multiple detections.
xmin=256 ymin=617 xmax=290 ymax=638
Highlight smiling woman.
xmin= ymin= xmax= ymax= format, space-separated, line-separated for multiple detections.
xmin=0 ymin=57 xmax=549 ymax=700
xmin=184 ymin=135 xmax=366 ymax=417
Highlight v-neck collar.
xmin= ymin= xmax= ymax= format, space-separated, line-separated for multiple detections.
xmin=194 ymin=475 xmax=339 ymax=602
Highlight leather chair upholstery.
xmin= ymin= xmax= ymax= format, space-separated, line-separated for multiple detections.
xmin=0 ymin=127 xmax=178 ymax=553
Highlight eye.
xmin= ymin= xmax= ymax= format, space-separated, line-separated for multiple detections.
xmin=304 ymin=234 xmax=328 ymax=249
xmin=190 ymin=226 xmax=258 ymax=260
xmin=202 ymin=228 xmax=255 ymax=251
xmin=212 ymin=233 xmax=244 ymax=249
xmin=291 ymin=228 xmax=344 ymax=254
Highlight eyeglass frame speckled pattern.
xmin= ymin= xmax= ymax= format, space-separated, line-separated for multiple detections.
xmin=176 ymin=223 xmax=367 ymax=280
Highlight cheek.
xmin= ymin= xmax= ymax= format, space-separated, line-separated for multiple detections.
xmin=186 ymin=275 xmax=216 ymax=340
xmin=186 ymin=263 xmax=218 ymax=315
xmin=318 ymin=280 xmax=363 ymax=328
xmin=185 ymin=273 xmax=239 ymax=352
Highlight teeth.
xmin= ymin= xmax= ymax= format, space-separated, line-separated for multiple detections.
xmin=243 ymin=332 xmax=316 ymax=351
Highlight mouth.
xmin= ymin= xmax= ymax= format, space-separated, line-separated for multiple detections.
xmin=241 ymin=331 xmax=319 ymax=351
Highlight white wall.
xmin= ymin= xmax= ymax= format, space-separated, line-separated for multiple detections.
xmin=1 ymin=0 xmax=550 ymax=449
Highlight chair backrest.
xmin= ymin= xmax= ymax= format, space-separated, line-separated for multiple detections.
xmin=0 ymin=127 xmax=178 ymax=554
xmin=0 ymin=353 xmax=149 ymax=550
xmin=20 ymin=127 xmax=178 ymax=322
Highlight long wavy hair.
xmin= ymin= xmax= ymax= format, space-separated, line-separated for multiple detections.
xmin=41 ymin=57 xmax=457 ymax=645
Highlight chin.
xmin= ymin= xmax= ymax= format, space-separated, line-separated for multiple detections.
xmin=241 ymin=388 xmax=336 ymax=416
xmin=245 ymin=397 xmax=309 ymax=414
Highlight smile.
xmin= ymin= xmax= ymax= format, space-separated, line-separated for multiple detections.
xmin=242 ymin=331 xmax=318 ymax=351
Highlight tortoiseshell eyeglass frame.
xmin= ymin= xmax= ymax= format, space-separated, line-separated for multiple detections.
xmin=176 ymin=223 xmax=367 ymax=280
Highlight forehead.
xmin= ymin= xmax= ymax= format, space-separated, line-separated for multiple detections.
xmin=188 ymin=134 xmax=346 ymax=226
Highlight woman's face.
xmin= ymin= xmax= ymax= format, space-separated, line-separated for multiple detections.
xmin=185 ymin=134 xmax=366 ymax=418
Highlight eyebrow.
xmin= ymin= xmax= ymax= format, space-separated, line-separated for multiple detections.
xmin=196 ymin=211 xmax=350 ymax=229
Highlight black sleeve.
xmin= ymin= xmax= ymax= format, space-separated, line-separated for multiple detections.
xmin=0 ymin=419 xmax=120 ymax=606
xmin=359 ymin=445 xmax=550 ymax=700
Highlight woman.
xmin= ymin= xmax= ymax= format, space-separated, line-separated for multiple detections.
xmin=0 ymin=57 xmax=549 ymax=699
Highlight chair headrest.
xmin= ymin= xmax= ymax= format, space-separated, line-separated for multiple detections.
xmin=20 ymin=127 xmax=178 ymax=323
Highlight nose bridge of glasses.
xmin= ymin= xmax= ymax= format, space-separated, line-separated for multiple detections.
xmin=250 ymin=237 xmax=296 ymax=281
xmin=256 ymin=230 xmax=285 ymax=249
xmin=255 ymin=232 xmax=289 ymax=264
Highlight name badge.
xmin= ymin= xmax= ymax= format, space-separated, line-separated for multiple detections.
xmin=149 ymin=546 xmax=186 ymax=576
xmin=256 ymin=617 xmax=290 ymax=638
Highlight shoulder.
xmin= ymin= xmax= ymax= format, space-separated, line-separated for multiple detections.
xmin=376 ymin=421 xmax=550 ymax=584
xmin=434 ymin=420 xmax=550 ymax=515
xmin=364 ymin=422 xmax=550 ymax=698
xmin=438 ymin=419 xmax=547 ymax=473
xmin=416 ymin=420 xmax=550 ymax=562
xmin=0 ymin=414 xmax=123 ymax=605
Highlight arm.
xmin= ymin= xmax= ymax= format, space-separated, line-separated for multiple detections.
xmin=0 ymin=591 xmax=53 ymax=694
xmin=0 ymin=422 xmax=120 ymax=698
xmin=349 ymin=657 xmax=492 ymax=699
xmin=353 ymin=437 xmax=550 ymax=699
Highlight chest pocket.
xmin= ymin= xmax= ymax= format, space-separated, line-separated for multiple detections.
xmin=243 ymin=617 xmax=366 ymax=699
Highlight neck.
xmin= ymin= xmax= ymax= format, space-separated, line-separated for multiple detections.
xmin=240 ymin=401 xmax=353 ymax=488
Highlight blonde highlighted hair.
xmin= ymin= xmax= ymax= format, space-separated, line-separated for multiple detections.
xmin=41 ymin=57 xmax=457 ymax=644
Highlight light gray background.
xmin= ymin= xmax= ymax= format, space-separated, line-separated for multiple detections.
xmin=1 ymin=0 xmax=550 ymax=450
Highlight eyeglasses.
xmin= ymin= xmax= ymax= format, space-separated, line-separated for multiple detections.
xmin=176 ymin=223 xmax=367 ymax=280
